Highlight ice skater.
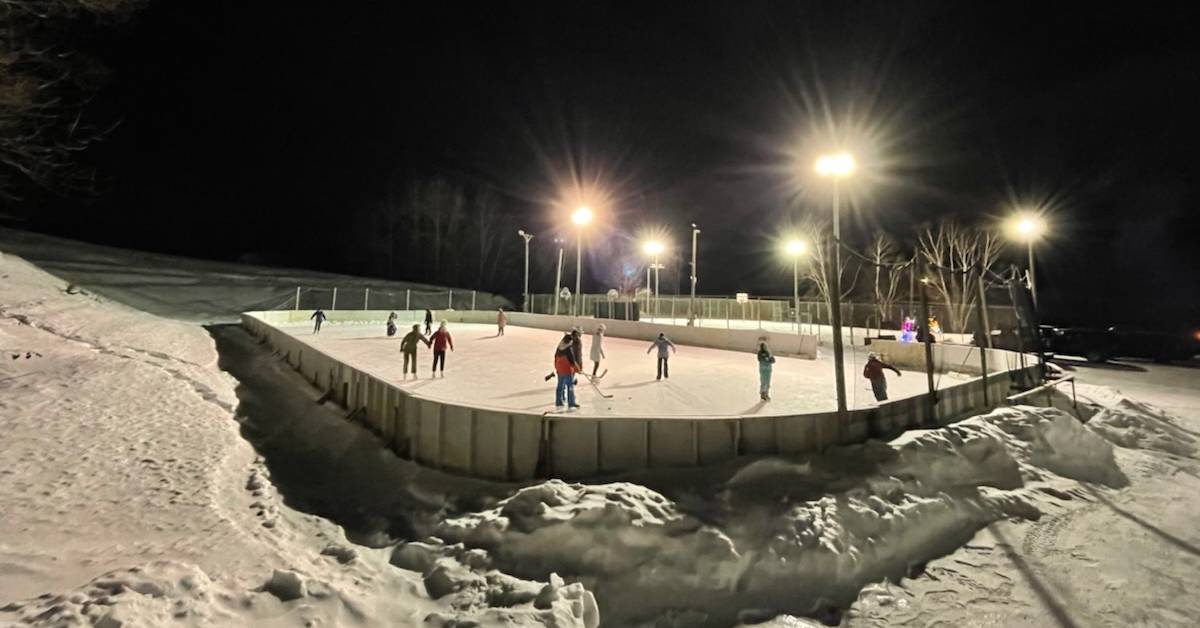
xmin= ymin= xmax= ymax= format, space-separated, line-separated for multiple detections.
xmin=757 ymin=338 xmax=776 ymax=401
xmin=570 ymin=326 xmax=584 ymax=370
xmin=400 ymin=324 xmax=431 ymax=376
xmin=386 ymin=311 xmax=398 ymax=337
xmin=310 ymin=308 xmax=327 ymax=334
xmin=497 ymin=307 xmax=508 ymax=336
xmin=589 ymin=324 xmax=606 ymax=376
xmin=647 ymin=332 xmax=677 ymax=380
xmin=424 ymin=309 xmax=434 ymax=335
xmin=863 ymin=352 xmax=902 ymax=402
xmin=429 ymin=321 xmax=454 ymax=375
xmin=554 ymin=333 xmax=582 ymax=410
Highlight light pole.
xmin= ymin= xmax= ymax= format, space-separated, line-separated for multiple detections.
xmin=552 ymin=236 xmax=565 ymax=316
xmin=815 ymin=152 xmax=856 ymax=424
xmin=517 ymin=229 xmax=534 ymax=312
xmin=689 ymin=224 xmax=700 ymax=320
xmin=572 ymin=207 xmax=593 ymax=317
xmin=786 ymin=239 xmax=808 ymax=332
xmin=643 ymin=240 xmax=665 ymax=319
xmin=1008 ymin=213 xmax=1045 ymax=310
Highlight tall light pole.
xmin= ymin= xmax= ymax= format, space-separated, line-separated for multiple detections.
xmin=572 ymin=206 xmax=594 ymax=317
xmin=689 ymin=224 xmax=700 ymax=320
xmin=643 ymin=240 xmax=665 ymax=319
xmin=517 ymin=229 xmax=534 ymax=312
xmin=552 ymin=236 xmax=565 ymax=316
xmin=786 ymin=239 xmax=808 ymax=332
xmin=815 ymin=152 xmax=856 ymax=424
xmin=1012 ymin=215 xmax=1044 ymax=309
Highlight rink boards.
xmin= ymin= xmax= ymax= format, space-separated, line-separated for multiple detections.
xmin=242 ymin=310 xmax=1039 ymax=480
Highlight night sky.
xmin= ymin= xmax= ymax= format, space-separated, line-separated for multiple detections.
xmin=24 ymin=1 xmax=1200 ymax=327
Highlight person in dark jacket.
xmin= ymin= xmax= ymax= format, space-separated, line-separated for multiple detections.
xmin=400 ymin=324 xmax=431 ymax=376
xmin=863 ymin=352 xmax=902 ymax=401
xmin=311 ymin=309 xmax=327 ymax=334
xmin=424 ymin=309 xmax=434 ymax=335
xmin=386 ymin=312 xmax=398 ymax=337
xmin=757 ymin=338 xmax=776 ymax=401
xmin=569 ymin=327 xmax=584 ymax=371
xmin=429 ymin=321 xmax=454 ymax=375
xmin=553 ymin=334 xmax=582 ymax=409
xmin=646 ymin=332 xmax=677 ymax=380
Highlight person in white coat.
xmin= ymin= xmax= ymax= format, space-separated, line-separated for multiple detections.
xmin=589 ymin=324 xmax=607 ymax=376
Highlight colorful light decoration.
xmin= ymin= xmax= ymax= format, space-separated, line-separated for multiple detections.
xmin=900 ymin=316 xmax=916 ymax=343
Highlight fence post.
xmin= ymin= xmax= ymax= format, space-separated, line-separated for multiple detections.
xmin=364 ymin=287 xmax=370 ymax=310
xmin=294 ymin=286 xmax=300 ymax=311
xmin=332 ymin=287 xmax=338 ymax=310
xmin=448 ymin=291 xmax=453 ymax=309
xmin=472 ymin=290 xmax=477 ymax=310
xmin=406 ymin=289 xmax=411 ymax=311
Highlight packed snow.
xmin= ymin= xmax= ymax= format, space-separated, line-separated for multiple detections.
xmin=0 ymin=252 xmax=594 ymax=627
xmin=278 ymin=322 xmax=931 ymax=415
xmin=3 ymin=234 xmax=1199 ymax=627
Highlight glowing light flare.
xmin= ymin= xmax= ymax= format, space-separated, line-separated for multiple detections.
xmin=815 ymin=152 xmax=857 ymax=178
xmin=785 ymin=239 xmax=808 ymax=256
xmin=1007 ymin=212 xmax=1046 ymax=241
xmin=571 ymin=206 xmax=594 ymax=227
xmin=642 ymin=240 xmax=665 ymax=256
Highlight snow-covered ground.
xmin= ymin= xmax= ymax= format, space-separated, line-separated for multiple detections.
xmin=0 ymin=226 xmax=507 ymax=324
xmin=0 ymin=252 xmax=595 ymax=627
xmin=3 ymin=234 xmax=1199 ymax=627
xmin=279 ymin=322 xmax=932 ymax=415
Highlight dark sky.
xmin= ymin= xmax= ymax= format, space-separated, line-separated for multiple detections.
xmin=34 ymin=1 xmax=1200 ymax=326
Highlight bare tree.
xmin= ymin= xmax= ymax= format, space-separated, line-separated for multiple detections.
xmin=1 ymin=0 xmax=144 ymax=202
xmin=867 ymin=232 xmax=907 ymax=325
xmin=801 ymin=219 xmax=862 ymax=322
xmin=917 ymin=219 xmax=1001 ymax=333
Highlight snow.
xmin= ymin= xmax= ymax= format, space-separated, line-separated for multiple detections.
xmin=0 ymin=252 xmax=593 ymax=627
xmin=277 ymin=322 xmax=932 ymax=415
xmin=0 ymin=226 xmax=507 ymax=323
xmin=4 ymin=232 xmax=1200 ymax=628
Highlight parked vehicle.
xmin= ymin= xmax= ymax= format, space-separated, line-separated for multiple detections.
xmin=983 ymin=324 xmax=1058 ymax=358
xmin=1045 ymin=327 xmax=1118 ymax=363
xmin=1106 ymin=325 xmax=1200 ymax=363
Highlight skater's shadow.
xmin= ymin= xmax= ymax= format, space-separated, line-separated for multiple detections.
xmin=494 ymin=387 xmax=551 ymax=399
xmin=738 ymin=401 xmax=768 ymax=415
xmin=474 ymin=335 xmax=502 ymax=341
xmin=606 ymin=380 xmax=658 ymax=391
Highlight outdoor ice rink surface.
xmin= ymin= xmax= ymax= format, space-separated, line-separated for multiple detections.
xmin=283 ymin=321 xmax=938 ymax=417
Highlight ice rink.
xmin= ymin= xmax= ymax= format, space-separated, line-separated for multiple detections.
xmin=282 ymin=321 xmax=934 ymax=417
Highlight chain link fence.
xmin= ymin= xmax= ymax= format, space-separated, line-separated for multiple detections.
xmin=525 ymin=292 xmax=1021 ymax=334
xmin=283 ymin=286 xmax=505 ymax=312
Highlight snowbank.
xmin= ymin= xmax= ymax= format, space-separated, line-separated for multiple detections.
xmin=431 ymin=403 xmax=1129 ymax=626
xmin=0 ymin=252 xmax=592 ymax=628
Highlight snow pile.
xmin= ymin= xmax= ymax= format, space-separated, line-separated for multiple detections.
xmin=434 ymin=406 xmax=1128 ymax=626
xmin=0 ymin=252 xmax=593 ymax=628
xmin=1086 ymin=398 xmax=1198 ymax=457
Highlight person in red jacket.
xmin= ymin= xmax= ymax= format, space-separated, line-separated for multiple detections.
xmin=429 ymin=321 xmax=454 ymax=375
xmin=553 ymin=333 xmax=582 ymax=410
xmin=863 ymin=352 xmax=902 ymax=401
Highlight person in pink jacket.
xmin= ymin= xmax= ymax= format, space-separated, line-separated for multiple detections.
xmin=429 ymin=321 xmax=454 ymax=375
